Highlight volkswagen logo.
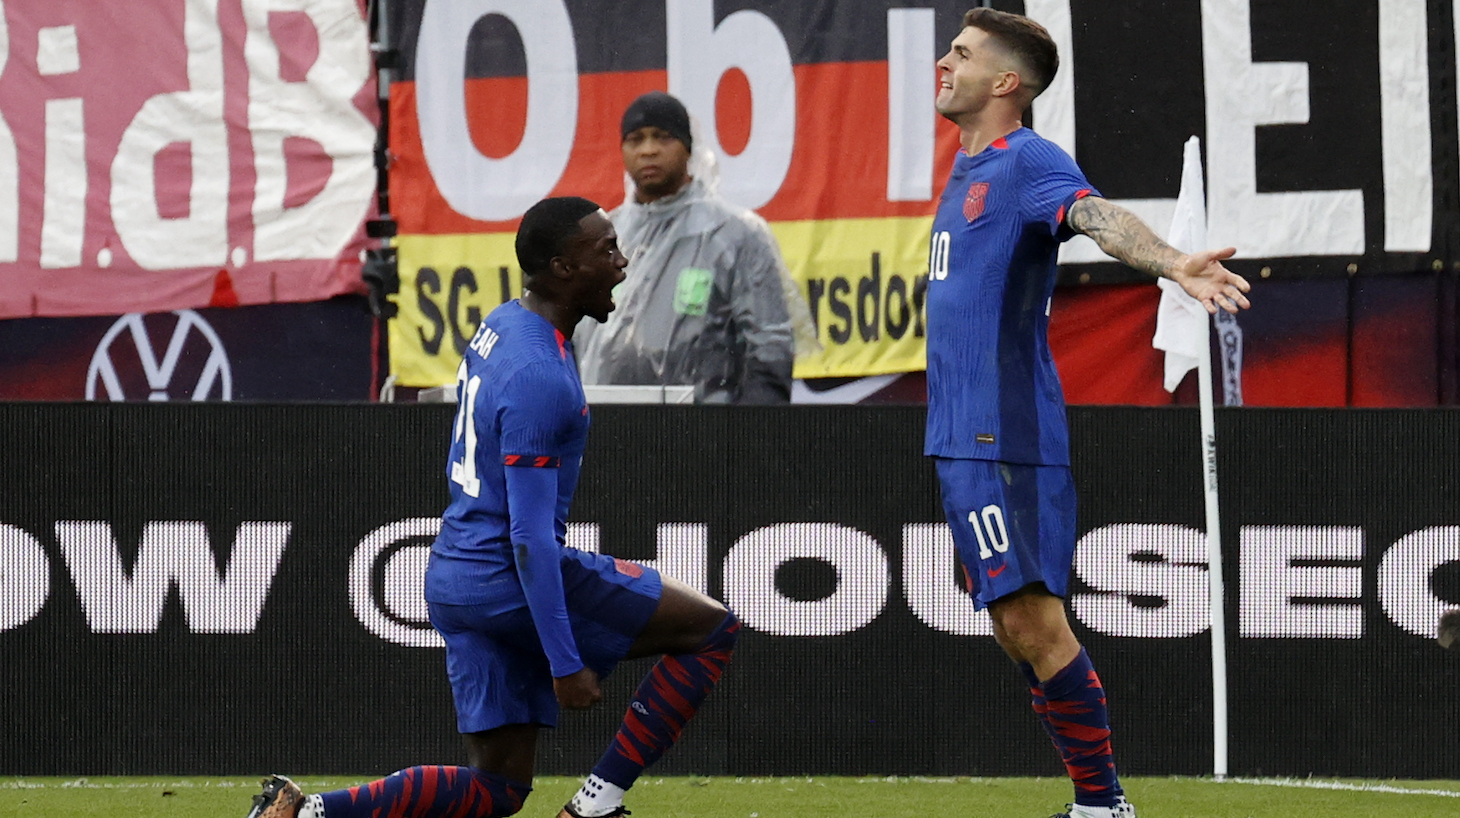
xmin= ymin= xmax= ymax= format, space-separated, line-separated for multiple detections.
xmin=86 ymin=311 xmax=233 ymax=401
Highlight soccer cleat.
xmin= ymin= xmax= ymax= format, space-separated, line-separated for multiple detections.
xmin=558 ymin=802 xmax=632 ymax=818
xmin=1049 ymin=796 xmax=1137 ymax=818
xmin=245 ymin=775 xmax=304 ymax=818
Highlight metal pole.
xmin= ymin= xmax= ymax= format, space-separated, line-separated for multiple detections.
xmin=1198 ymin=315 xmax=1229 ymax=780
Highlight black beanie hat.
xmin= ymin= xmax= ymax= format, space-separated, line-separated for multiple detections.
xmin=620 ymin=91 xmax=692 ymax=152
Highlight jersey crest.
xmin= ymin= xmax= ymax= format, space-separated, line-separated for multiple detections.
xmin=613 ymin=558 xmax=645 ymax=578
xmin=963 ymin=182 xmax=989 ymax=222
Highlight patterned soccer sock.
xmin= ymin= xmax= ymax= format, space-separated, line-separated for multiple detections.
xmin=1020 ymin=661 xmax=1063 ymax=753
xmin=313 ymin=766 xmax=530 ymax=818
xmin=588 ymin=610 xmax=740 ymax=791
xmin=1040 ymin=648 xmax=1124 ymax=808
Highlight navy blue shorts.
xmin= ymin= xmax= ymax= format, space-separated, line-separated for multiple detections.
xmin=935 ymin=457 xmax=1077 ymax=610
xmin=428 ymin=547 xmax=662 ymax=733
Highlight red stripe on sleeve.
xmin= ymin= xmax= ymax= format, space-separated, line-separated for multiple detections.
xmin=504 ymin=454 xmax=561 ymax=468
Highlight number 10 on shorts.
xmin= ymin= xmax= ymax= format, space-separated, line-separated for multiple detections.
xmin=968 ymin=504 xmax=1009 ymax=561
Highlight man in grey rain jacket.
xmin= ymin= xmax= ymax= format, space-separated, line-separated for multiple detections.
xmin=575 ymin=91 xmax=798 ymax=404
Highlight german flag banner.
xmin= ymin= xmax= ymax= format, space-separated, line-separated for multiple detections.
xmin=385 ymin=0 xmax=968 ymax=385
xmin=384 ymin=0 xmax=1448 ymax=386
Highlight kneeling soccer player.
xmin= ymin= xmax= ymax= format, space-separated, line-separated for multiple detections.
xmin=246 ymin=197 xmax=739 ymax=818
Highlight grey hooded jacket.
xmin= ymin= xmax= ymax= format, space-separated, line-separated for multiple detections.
xmin=575 ymin=177 xmax=796 ymax=404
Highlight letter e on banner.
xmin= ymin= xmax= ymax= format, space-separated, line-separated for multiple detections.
xmin=1239 ymin=525 xmax=1363 ymax=638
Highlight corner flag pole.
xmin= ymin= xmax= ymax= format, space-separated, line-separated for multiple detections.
xmin=1196 ymin=303 xmax=1229 ymax=781
xmin=1152 ymin=136 xmax=1228 ymax=779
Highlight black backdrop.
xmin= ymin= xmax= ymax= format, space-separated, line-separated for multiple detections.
xmin=1 ymin=405 xmax=1457 ymax=777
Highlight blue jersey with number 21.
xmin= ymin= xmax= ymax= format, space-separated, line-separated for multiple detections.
xmin=924 ymin=127 xmax=1099 ymax=466
xmin=428 ymin=299 xmax=589 ymax=675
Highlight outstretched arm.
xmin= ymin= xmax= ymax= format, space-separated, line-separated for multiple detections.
xmin=1067 ymin=196 xmax=1252 ymax=315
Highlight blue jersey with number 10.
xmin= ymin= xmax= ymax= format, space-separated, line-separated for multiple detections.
xmin=924 ymin=128 xmax=1098 ymax=466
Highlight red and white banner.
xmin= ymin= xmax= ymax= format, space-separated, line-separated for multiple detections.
xmin=0 ymin=0 xmax=377 ymax=319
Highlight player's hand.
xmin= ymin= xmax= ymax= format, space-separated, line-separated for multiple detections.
xmin=553 ymin=667 xmax=602 ymax=709
xmin=1169 ymin=247 xmax=1250 ymax=315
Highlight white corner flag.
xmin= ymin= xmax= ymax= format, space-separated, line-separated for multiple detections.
xmin=1152 ymin=137 xmax=1209 ymax=392
xmin=1152 ymin=136 xmax=1230 ymax=781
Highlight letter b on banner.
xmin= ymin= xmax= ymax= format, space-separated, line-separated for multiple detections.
xmin=668 ymin=0 xmax=794 ymax=209
xmin=416 ymin=0 xmax=577 ymax=221
xmin=243 ymin=0 xmax=376 ymax=262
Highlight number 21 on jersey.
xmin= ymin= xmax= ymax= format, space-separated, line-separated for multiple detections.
xmin=967 ymin=503 xmax=1009 ymax=560
xmin=449 ymin=360 xmax=483 ymax=498
xmin=929 ymin=230 xmax=951 ymax=281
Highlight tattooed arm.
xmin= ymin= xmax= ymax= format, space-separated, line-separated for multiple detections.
xmin=1067 ymin=196 xmax=1182 ymax=278
xmin=1067 ymin=196 xmax=1252 ymax=314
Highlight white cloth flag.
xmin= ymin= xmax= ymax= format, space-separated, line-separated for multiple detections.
xmin=1152 ymin=137 xmax=1210 ymax=392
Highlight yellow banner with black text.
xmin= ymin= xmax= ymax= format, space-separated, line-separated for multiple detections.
xmin=388 ymin=217 xmax=932 ymax=387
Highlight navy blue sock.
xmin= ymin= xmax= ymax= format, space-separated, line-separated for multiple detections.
xmin=591 ymin=611 xmax=740 ymax=788
xmin=317 ymin=766 xmax=529 ymax=817
xmin=1040 ymin=648 xmax=1124 ymax=808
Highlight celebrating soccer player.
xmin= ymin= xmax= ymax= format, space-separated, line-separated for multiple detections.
xmin=245 ymin=198 xmax=740 ymax=818
xmin=925 ymin=9 xmax=1251 ymax=818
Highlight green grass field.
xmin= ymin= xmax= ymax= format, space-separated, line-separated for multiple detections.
xmin=4 ymin=776 xmax=1460 ymax=818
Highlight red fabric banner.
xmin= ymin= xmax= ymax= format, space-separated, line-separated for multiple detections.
xmin=0 ymin=0 xmax=378 ymax=319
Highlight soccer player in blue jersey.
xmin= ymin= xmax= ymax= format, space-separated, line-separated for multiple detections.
xmin=927 ymin=10 xmax=1251 ymax=818
xmin=245 ymin=198 xmax=739 ymax=818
